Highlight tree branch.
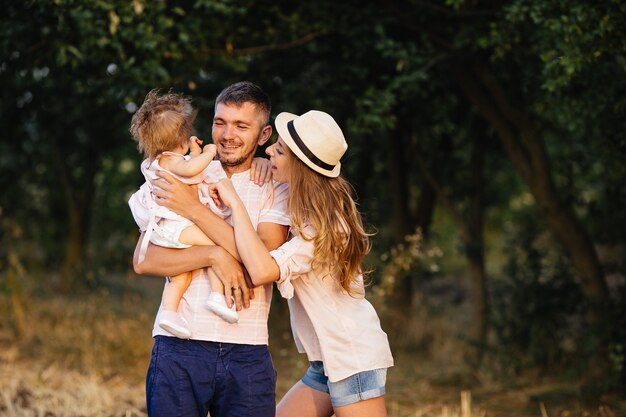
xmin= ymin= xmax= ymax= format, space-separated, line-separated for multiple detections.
xmin=415 ymin=152 xmax=470 ymax=242
xmin=472 ymin=63 xmax=557 ymax=201
xmin=201 ymin=31 xmax=326 ymax=56
xmin=455 ymin=67 xmax=533 ymax=182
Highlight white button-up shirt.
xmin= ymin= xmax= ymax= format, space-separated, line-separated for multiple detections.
xmin=270 ymin=226 xmax=394 ymax=382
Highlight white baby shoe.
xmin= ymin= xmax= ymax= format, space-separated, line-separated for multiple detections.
xmin=206 ymin=293 xmax=239 ymax=324
xmin=159 ymin=310 xmax=192 ymax=339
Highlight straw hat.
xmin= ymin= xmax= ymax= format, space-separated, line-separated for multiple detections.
xmin=275 ymin=110 xmax=347 ymax=178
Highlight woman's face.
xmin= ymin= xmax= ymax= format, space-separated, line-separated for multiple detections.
xmin=266 ymin=137 xmax=292 ymax=183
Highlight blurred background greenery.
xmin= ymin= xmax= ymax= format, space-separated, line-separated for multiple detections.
xmin=1 ymin=0 xmax=625 ymax=415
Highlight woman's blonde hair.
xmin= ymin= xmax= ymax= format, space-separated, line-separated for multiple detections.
xmin=130 ymin=89 xmax=195 ymax=160
xmin=287 ymin=153 xmax=371 ymax=294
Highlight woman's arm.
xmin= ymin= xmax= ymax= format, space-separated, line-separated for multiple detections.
xmin=211 ymin=180 xmax=281 ymax=286
xmin=152 ymin=170 xmax=241 ymax=260
xmin=133 ymin=232 xmax=255 ymax=308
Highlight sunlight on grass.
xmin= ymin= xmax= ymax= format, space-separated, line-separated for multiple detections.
xmin=1 ymin=287 xmax=622 ymax=416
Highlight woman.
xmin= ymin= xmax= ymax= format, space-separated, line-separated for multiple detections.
xmin=210 ymin=110 xmax=393 ymax=417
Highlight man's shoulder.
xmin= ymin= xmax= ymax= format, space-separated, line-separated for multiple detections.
xmin=268 ymin=180 xmax=289 ymax=194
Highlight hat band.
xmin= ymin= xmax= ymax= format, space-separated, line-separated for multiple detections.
xmin=287 ymin=120 xmax=335 ymax=171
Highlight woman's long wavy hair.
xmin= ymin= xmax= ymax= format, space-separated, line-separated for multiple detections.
xmin=287 ymin=153 xmax=371 ymax=295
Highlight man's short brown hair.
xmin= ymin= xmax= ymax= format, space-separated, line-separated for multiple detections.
xmin=215 ymin=81 xmax=271 ymax=125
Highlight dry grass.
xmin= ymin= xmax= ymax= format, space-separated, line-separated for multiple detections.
xmin=0 ymin=276 xmax=623 ymax=417
xmin=0 ymin=361 xmax=145 ymax=417
xmin=0 ymin=287 xmax=151 ymax=416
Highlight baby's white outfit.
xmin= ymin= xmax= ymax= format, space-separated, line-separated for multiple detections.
xmin=128 ymin=152 xmax=229 ymax=262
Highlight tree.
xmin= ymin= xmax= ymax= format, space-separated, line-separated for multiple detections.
xmin=0 ymin=0 xmax=322 ymax=288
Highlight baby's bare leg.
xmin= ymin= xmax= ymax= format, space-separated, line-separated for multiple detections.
xmin=179 ymin=225 xmax=224 ymax=296
xmin=162 ymin=272 xmax=192 ymax=311
xmin=179 ymin=225 xmax=214 ymax=246
xmin=159 ymin=272 xmax=193 ymax=339
xmin=178 ymin=224 xmax=238 ymax=322
xmin=207 ymin=268 xmax=225 ymax=294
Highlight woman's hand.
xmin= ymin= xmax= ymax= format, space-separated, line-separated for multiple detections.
xmin=250 ymin=157 xmax=272 ymax=185
xmin=209 ymin=178 xmax=244 ymax=210
xmin=153 ymin=170 xmax=201 ymax=219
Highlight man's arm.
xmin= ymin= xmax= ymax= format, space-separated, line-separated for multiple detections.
xmin=152 ymin=171 xmax=243 ymax=260
xmin=152 ymin=171 xmax=288 ymax=261
xmin=133 ymin=224 xmax=286 ymax=308
xmin=137 ymin=171 xmax=288 ymax=306
xmin=133 ymin=233 xmax=245 ymax=288
xmin=133 ymin=233 xmax=214 ymax=276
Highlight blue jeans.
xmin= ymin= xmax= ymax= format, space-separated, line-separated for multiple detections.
xmin=301 ymin=361 xmax=387 ymax=407
xmin=146 ymin=336 xmax=277 ymax=417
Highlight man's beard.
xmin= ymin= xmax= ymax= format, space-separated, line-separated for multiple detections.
xmin=216 ymin=136 xmax=260 ymax=168
xmin=217 ymin=152 xmax=253 ymax=167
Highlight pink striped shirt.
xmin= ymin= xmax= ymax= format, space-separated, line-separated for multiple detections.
xmin=151 ymin=167 xmax=291 ymax=345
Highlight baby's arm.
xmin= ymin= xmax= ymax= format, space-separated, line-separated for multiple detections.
xmin=164 ymin=139 xmax=217 ymax=177
xmin=187 ymin=135 xmax=204 ymax=157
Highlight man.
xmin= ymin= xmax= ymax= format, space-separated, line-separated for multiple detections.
xmin=133 ymin=81 xmax=290 ymax=417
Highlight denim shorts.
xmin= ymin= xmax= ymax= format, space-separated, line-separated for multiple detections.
xmin=301 ymin=361 xmax=387 ymax=407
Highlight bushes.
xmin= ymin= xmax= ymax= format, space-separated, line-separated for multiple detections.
xmin=488 ymin=209 xmax=626 ymax=389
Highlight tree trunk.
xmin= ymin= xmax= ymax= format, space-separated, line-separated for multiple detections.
xmin=413 ymin=130 xmax=453 ymax=239
xmin=52 ymin=140 xmax=98 ymax=292
xmin=389 ymin=126 xmax=413 ymax=243
xmin=388 ymin=125 xmax=419 ymax=306
xmin=456 ymin=63 xmax=611 ymax=377
xmin=415 ymin=134 xmax=489 ymax=367
xmin=415 ymin=183 xmax=436 ymax=239
xmin=6 ymin=246 xmax=28 ymax=339
xmin=60 ymin=199 xmax=90 ymax=291
xmin=465 ymin=133 xmax=487 ymax=366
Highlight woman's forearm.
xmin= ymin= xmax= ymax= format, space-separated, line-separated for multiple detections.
xmin=186 ymin=203 xmax=241 ymax=262
xmin=230 ymin=202 xmax=280 ymax=285
xmin=151 ymin=171 xmax=241 ymax=261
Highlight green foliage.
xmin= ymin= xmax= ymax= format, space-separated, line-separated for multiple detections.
xmin=375 ymin=229 xmax=443 ymax=300
xmin=490 ymin=207 xmax=585 ymax=372
xmin=1 ymin=0 xmax=626 ymax=388
xmin=0 ymin=0 xmax=325 ymax=279
xmin=490 ymin=0 xmax=626 ymax=92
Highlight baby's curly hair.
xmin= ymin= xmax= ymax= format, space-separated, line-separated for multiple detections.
xmin=130 ymin=89 xmax=196 ymax=160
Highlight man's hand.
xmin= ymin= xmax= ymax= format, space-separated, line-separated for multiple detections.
xmin=211 ymin=246 xmax=255 ymax=310
xmin=153 ymin=170 xmax=202 ymax=219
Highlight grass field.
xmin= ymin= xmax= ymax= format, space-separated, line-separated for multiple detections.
xmin=1 ymin=274 xmax=623 ymax=417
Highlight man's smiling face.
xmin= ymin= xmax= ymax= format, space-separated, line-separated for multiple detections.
xmin=212 ymin=102 xmax=270 ymax=173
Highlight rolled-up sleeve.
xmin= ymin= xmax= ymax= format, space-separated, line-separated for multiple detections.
xmin=269 ymin=233 xmax=315 ymax=299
